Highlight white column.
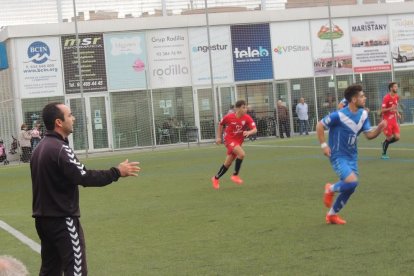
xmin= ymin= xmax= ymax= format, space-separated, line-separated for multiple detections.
xmin=162 ymin=0 xmax=167 ymax=16
xmin=56 ymin=0 xmax=62 ymax=23
xmin=261 ymin=0 xmax=266 ymax=10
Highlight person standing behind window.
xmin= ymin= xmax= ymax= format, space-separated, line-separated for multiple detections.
xmin=247 ymin=105 xmax=257 ymax=141
xmin=31 ymin=123 xmax=42 ymax=150
xmin=18 ymin=123 xmax=32 ymax=163
xmin=296 ymin=97 xmax=310 ymax=135
xmin=275 ymin=100 xmax=291 ymax=138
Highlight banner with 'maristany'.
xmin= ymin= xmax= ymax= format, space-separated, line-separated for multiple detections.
xmin=350 ymin=16 xmax=392 ymax=73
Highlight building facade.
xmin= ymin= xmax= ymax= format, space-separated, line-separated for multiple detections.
xmin=1 ymin=2 xmax=414 ymax=152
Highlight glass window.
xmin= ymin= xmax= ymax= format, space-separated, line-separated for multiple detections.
xmin=110 ymin=90 xmax=153 ymax=148
xmin=394 ymin=71 xmax=414 ymax=124
xmin=152 ymin=87 xmax=194 ymax=144
xmin=236 ymin=82 xmax=274 ymax=137
xmin=355 ymin=72 xmax=392 ymax=126
xmin=217 ymin=86 xmax=235 ymax=119
xmin=196 ymin=88 xmax=215 ymax=140
xmin=290 ymin=78 xmax=316 ymax=133
xmin=0 ymin=100 xmax=16 ymax=148
xmin=315 ymin=75 xmax=354 ymax=121
xmin=21 ymin=96 xmax=64 ymax=130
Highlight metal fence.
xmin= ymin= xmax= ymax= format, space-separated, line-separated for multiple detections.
xmin=0 ymin=0 xmax=413 ymax=156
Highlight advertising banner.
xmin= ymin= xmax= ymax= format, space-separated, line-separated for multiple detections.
xmin=271 ymin=21 xmax=313 ymax=79
xmin=61 ymin=33 xmax=107 ymax=93
xmin=15 ymin=37 xmax=64 ymax=98
xmin=188 ymin=26 xmax=233 ymax=85
xmin=104 ymin=32 xmax=147 ymax=91
xmin=389 ymin=15 xmax=414 ymax=70
xmin=310 ymin=18 xmax=353 ymax=76
xmin=231 ymin=24 xmax=273 ymax=81
xmin=147 ymin=28 xmax=191 ymax=89
xmin=350 ymin=16 xmax=392 ymax=73
xmin=0 ymin=42 xmax=8 ymax=69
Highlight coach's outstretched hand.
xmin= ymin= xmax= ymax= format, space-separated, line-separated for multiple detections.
xmin=117 ymin=159 xmax=141 ymax=177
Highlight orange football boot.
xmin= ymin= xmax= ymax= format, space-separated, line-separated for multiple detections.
xmin=230 ymin=175 xmax=243 ymax=185
xmin=211 ymin=176 xmax=220 ymax=190
xmin=326 ymin=214 xmax=346 ymax=225
xmin=324 ymin=183 xmax=334 ymax=208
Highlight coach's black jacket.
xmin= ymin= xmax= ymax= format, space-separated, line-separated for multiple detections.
xmin=31 ymin=131 xmax=121 ymax=218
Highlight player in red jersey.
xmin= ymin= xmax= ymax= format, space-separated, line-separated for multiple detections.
xmin=381 ymin=82 xmax=401 ymax=159
xmin=211 ymin=100 xmax=257 ymax=190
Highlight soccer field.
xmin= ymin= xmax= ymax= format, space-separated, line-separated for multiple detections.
xmin=1 ymin=126 xmax=414 ymax=275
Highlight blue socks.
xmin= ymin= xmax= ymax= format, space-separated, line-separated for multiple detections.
xmin=330 ymin=181 xmax=358 ymax=214
xmin=331 ymin=181 xmax=358 ymax=193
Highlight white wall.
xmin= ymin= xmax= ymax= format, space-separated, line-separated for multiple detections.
xmin=1 ymin=2 xmax=414 ymax=40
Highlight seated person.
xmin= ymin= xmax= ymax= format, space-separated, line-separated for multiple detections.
xmin=0 ymin=140 xmax=8 ymax=163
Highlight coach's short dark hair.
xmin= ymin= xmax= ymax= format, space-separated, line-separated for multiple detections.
xmin=235 ymin=100 xmax=246 ymax=108
xmin=388 ymin=82 xmax=397 ymax=91
xmin=42 ymin=102 xmax=65 ymax=131
xmin=344 ymin=84 xmax=363 ymax=102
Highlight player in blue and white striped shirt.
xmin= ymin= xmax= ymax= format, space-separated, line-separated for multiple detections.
xmin=316 ymin=84 xmax=387 ymax=225
xmin=337 ymin=98 xmax=348 ymax=109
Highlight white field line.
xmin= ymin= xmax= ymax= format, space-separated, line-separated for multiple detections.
xmin=0 ymin=220 xmax=40 ymax=254
xmin=245 ymin=144 xmax=414 ymax=152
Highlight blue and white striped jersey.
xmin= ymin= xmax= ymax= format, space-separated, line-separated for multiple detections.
xmin=321 ymin=106 xmax=372 ymax=159
xmin=339 ymin=98 xmax=348 ymax=109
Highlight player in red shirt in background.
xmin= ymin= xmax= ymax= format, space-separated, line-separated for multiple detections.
xmin=381 ymin=82 xmax=401 ymax=159
xmin=211 ymin=100 xmax=257 ymax=190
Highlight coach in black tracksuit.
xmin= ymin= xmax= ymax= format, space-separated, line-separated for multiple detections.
xmin=31 ymin=102 xmax=140 ymax=276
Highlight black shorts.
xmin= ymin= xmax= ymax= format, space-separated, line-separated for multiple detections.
xmin=35 ymin=217 xmax=88 ymax=276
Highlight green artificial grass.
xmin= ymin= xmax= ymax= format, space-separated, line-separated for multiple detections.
xmin=1 ymin=126 xmax=414 ymax=275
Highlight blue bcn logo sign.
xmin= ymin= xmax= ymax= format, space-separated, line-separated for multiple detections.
xmin=27 ymin=41 xmax=51 ymax=64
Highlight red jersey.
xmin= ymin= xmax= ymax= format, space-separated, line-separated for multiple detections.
xmin=382 ymin=93 xmax=399 ymax=122
xmin=220 ymin=113 xmax=256 ymax=144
